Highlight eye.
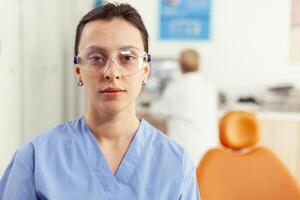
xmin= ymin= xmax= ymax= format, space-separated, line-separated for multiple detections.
xmin=120 ymin=53 xmax=138 ymax=63
xmin=87 ymin=55 xmax=105 ymax=63
xmin=123 ymin=54 xmax=135 ymax=61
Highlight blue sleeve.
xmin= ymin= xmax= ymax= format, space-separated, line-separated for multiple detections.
xmin=178 ymin=168 xmax=201 ymax=200
xmin=0 ymin=152 xmax=38 ymax=200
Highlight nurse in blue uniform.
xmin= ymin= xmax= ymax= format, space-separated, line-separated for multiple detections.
xmin=0 ymin=3 xmax=201 ymax=200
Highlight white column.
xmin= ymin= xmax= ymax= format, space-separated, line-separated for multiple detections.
xmin=0 ymin=0 xmax=23 ymax=173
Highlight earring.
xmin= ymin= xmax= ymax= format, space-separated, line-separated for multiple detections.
xmin=77 ymin=77 xmax=83 ymax=86
xmin=142 ymin=79 xmax=147 ymax=86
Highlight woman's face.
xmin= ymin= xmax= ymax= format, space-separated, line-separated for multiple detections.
xmin=75 ymin=18 xmax=150 ymax=115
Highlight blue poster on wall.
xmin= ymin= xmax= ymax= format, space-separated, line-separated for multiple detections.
xmin=160 ymin=0 xmax=211 ymax=40
xmin=95 ymin=0 xmax=102 ymax=7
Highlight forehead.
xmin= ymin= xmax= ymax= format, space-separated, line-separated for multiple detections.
xmin=78 ymin=18 xmax=144 ymax=52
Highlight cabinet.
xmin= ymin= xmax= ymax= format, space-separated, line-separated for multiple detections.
xmin=258 ymin=112 xmax=300 ymax=184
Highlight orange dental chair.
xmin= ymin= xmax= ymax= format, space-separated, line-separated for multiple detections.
xmin=196 ymin=111 xmax=300 ymax=200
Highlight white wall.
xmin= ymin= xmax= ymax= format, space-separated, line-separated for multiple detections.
xmin=0 ymin=0 xmax=92 ymax=174
xmin=121 ymin=0 xmax=300 ymax=99
xmin=0 ymin=0 xmax=23 ymax=174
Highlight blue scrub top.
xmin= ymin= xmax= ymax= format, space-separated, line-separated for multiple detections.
xmin=0 ymin=117 xmax=200 ymax=200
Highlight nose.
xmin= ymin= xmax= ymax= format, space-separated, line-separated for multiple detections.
xmin=103 ymin=59 xmax=121 ymax=80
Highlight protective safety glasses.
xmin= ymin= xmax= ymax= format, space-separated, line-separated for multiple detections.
xmin=74 ymin=46 xmax=151 ymax=77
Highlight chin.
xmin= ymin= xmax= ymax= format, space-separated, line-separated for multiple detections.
xmin=100 ymin=102 xmax=133 ymax=115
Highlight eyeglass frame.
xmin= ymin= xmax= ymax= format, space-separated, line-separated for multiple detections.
xmin=73 ymin=46 xmax=151 ymax=77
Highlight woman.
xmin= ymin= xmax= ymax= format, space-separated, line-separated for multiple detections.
xmin=0 ymin=3 xmax=200 ymax=200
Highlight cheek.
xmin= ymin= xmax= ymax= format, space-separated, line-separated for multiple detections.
xmin=82 ymin=74 xmax=98 ymax=85
xmin=125 ymin=76 xmax=143 ymax=94
xmin=81 ymin=76 xmax=98 ymax=93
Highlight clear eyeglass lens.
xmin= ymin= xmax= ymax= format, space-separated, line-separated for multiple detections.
xmin=78 ymin=48 xmax=145 ymax=75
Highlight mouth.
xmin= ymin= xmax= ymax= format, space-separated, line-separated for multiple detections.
xmin=99 ymin=87 xmax=126 ymax=97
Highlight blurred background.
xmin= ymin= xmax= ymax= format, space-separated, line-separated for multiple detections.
xmin=1 ymin=0 xmax=300 ymax=184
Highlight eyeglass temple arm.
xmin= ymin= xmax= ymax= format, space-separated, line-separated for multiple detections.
xmin=145 ymin=54 xmax=151 ymax=62
xmin=74 ymin=56 xmax=80 ymax=65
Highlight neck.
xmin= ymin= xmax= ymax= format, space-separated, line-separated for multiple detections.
xmin=85 ymin=103 xmax=140 ymax=145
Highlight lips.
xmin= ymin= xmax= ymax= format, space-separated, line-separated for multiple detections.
xmin=99 ymin=87 xmax=126 ymax=97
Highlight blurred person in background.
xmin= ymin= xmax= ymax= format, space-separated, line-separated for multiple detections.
xmin=149 ymin=49 xmax=218 ymax=165
xmin=0 ymin=3 xmax=200 ymax=200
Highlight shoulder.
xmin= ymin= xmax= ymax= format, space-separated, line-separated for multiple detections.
xmin=140 ymin=119 xmax=195 ymax=178
xmin=138 ymin=119 xmax=196 ymax=198
xmin=25 ymin=117 xmax=82 ymax=148
xmin=14 ymin=117 xmax=84 ymax=170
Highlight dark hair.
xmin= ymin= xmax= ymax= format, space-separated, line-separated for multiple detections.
xmin=74 ymin=3 xmax=149 ymax=57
